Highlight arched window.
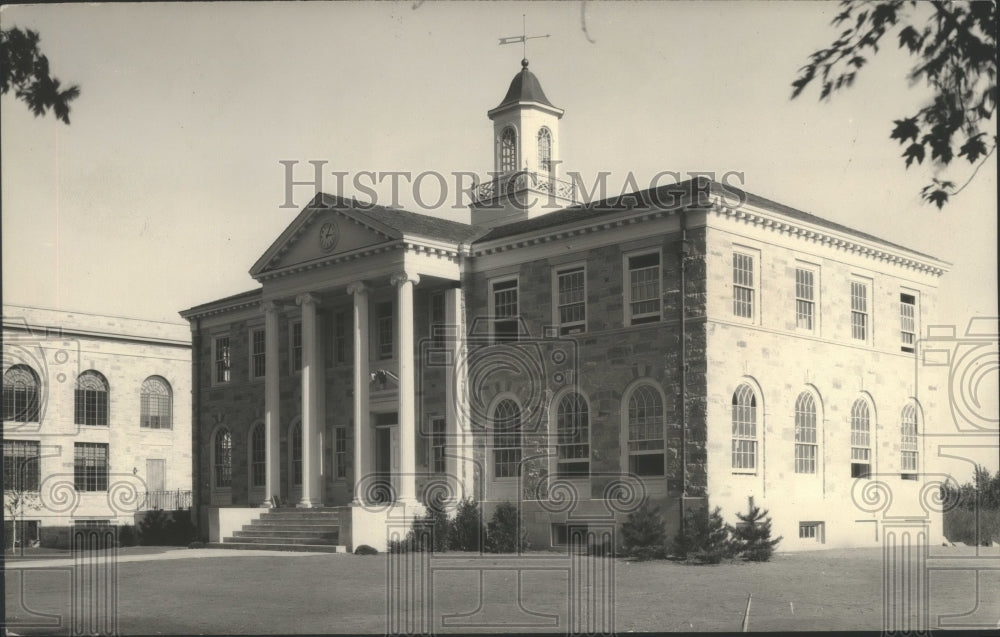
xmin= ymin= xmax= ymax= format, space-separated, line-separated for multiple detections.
xmin=75 ymin=371 xmax=109 ymax=427
xmin=537 ymin=127 xmax=552 ymax=173
xmin=3 ymin=365 xmax=40 ymax=423
xmin=556 ymin=392 xmax=589 ymax=478
xmin=794 ymin=392 xmax=818 ymax=474
xmin=901 ymin=403 xmax=919 ymax=475
xmin=627 ymin=384 xmax=664 ymax=476
xmin=214 ymin=427 xmax=232 ymax=489
xmin=492 ymin=399 xmax=521 ymax=478
xmin=291 ymin=422 xmax=303 ymax=486
xmin=250 ymin=423 xmax=266 ymax=489
xmin=732 ymin=384 xmax=757 ymax=470
xmin=851 ymin=399 xmax=872 ymax=478
xmin=140 ymin=376 xmax=172 ymax=429
xmin=500 ymin=127 xmax=517 ymax=174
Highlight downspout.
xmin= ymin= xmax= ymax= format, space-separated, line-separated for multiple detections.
xmin=677 ymin=210 xmax=690 ymax=532
xmin=191 ymin=317 xmax=202 ymax=540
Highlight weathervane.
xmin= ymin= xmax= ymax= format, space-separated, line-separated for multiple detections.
xmin=498 ymin=14 xmax=550 ymax=59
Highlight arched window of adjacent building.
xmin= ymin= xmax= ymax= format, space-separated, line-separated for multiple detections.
xmin=794 ymin=392 xmax=818 ymax=474
xmin=492 ymin=398 xmax=521 ymax=478
xmin=732 ymin=384 xmax=757 ymax=471
xmin=291 ymin=421 xmax=303 ymax=487
xmin=537 ymin=127 xmax=552 ymax=173
xmin=140 ymin=376 xmax=172 ymax=429
xmin=75 ymin=371 xmax=109 ymax=427
xmin=556 ymin=392 xmax=590 ymax=478
xmin=627 ymin=384 xmax=664 ymax=476
xmin=900 ymin=402 xmax=919 ymax=476
xmin=250 ymin=422 xmax=266 ymax=489
xmin=850 ymin=398 xmax=872 ymax=478
xmin=500 ymin=127 xmax=517 ymax=174
xmin=3 ymin=365 xmax=40 ymax=423
xmin=213 ymin=427 xmax=232 ymax=489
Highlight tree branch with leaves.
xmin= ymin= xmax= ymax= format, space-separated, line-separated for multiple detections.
xmin=792 ymin=1 xmax=996 ymax=208
xmin=1 ymin=27 xmax=80 ymax=124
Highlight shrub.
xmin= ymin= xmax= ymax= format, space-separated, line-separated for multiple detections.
xmin=730 ymin=497 xmax=781 ymax=562
xmin=450 ymin=498 xmax=485 ymax=552
xmin=354 ymin=544 xmax=378 ymax=555
xmin=187 ymin=541 xmax=205 ymax=549
xmin=673 ymin=506 xmax=733 ymax=564
xmin=137 ymin=509 xmax=196 ymax=546
xmin=944 ymin=506 xmax=1000 ymax=546
xmin=485 ymin=501 xmax=529 ymax=553
xmin=424 ymin=504 xmax=452 ymax=553
xmin=620 ymin=502 xmax=668 ymax=560
xmin=117 ymin=524 xmax=137 ymax=547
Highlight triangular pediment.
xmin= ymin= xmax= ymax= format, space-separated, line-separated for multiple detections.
xmin=250 ymin=194 xmax=400 ymax=278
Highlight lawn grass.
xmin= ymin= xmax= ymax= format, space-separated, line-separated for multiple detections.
xmin=4 ymin=546 xmax=998 ymax=633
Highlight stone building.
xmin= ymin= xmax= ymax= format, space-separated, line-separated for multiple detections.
xmin=181 ymin=61 xmax=948 ymax=551
xmin=2 ymin=305 xmax=192 ymax=547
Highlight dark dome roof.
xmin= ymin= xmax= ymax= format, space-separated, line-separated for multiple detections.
xmin=493 ymin=59 xmax=556 ymax=110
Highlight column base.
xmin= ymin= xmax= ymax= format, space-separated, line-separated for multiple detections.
xmin=297 ymin=499 xmax=326 ymax=509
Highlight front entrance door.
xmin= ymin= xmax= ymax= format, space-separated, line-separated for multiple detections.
xmin=374 ymin=414 xmax=400 ymax=503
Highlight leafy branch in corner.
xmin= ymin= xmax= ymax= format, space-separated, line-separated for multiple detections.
xmin=1 ymin=27 xmax=81 ymax=124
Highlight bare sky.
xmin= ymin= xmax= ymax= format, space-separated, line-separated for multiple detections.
xmin=2 ymin=2 xmax=997 ymax=472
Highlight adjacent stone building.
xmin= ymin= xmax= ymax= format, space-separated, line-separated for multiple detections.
xmin=181 ymin=61 xmax=948 ymax=551
xmin=2 ymin=305 xmax=192 ymax=547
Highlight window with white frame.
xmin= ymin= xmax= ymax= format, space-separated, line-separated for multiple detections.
xmin=491 ymin=278 xmax=519 ymax=343
xmin=799 ymin=521 xmax=824 ymax=542
xmin=3 ymin=365 xmax=40 ymax=423
xmin=75 ymin=371 xmax=109 ymax=426
xmin=377 ymin=302 xmax=394 ymax=359
xmin=291 ymin=422 xmax=303 ymax=486
xmin=851 ymin=399 xmax=872 ymax=478
xmin=213 ymin=427 xmax=232 ymax=489
xmin=500 ymin=127 xmax=517 ymax=174
xmin=250 ymin=423 xmax=266 ymax=489
xmin=556 ymin=392 xmax=590 ymax=478
xmin=627 ymin=385 xmax=664 ymax=476
xmin=538 ymin=127 xmax=553 ymax=173
xmin=74 ymin=443 xmax=109 ymax=492
xmin=555 ymin=265 xmax=586 ymax=335
xmin=732 ymin=252 xmax=755 ymax=319
xmin=626 ymin=251 xmax=661 ymax=325
xmin=431 ymin=418 xmax=446 ymax=474
xmin=214 ymin=336 xmax=231 ymax=384
xmin=335 ymin=426 xmax=348 ymax=479
xmin=492 ymin=399 xmax=521 ymax=478
xmin=732 ymin=384 xmax=757 ymax=471
xmin=430 ymin=292 xmax=446 ymax=346
xmin=795 ymin=267 xmax=816 ymax=331
xmin=901 ymin=403 xmax=918 ymax=476
xmin=3 ymin=440 xmax=40 ymax=491
xmin=794 ymin=392 xmax=818 ymax=474
xmin=291 ymin=321 xmax=303 ymax=372
xmin=850 ymin=280 xmax=869 ymax=341
xmin=900 ymin=293 xmax=916 ymax=353
xmin=250 ymin=327 xmax=265 ymax=379
xmin=140 ymin=376 xmax=172 ymax=429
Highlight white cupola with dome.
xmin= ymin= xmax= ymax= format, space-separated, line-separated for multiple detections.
xmin=470 ymin=58 xmax=576 ymax=227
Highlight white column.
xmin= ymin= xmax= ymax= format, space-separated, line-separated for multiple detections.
xmin=348 ymin=282 xmax=370 ymax=505
xmin=262 ymin=300 xmax=281 ymax=506
xmin=297 ymin=292 xmax=323 ymax=507
xmin=391 ymin=272 xmax=420 ymax=506
xmin=444 ymin=287 xmax=467 ymax=503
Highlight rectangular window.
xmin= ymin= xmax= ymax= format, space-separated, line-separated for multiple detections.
xmin=2 ymin=375 xmax=39 ymax=423
xmin=851 ymin=280 xmax=869 ymax=341
xmin=335 ymin=427 xmax=348 ymax=479
xmin=334 ymin=311 xmax=351 ymax=364
xmin=74 ymin=387 xmax=108 ymax=427
xmin=556 ymin=266 xmax=586 ymax=335
xmin=430 ymin=292 xmax=446 ymax=346
xmin=795 ymin=267 xmax=815 ymax=331
xmin=250 ymin=328 xmax=265 ymax=380
xmin=431 ymin=417 xmax=446 ymax=474
xmin=900 ymin=293 xmax=916 ymax=352
xmin=733 ymin=252 xmax=755 ymax=319
xmin=491 ymin=278 xmax=519 ymax=343
xmin=798 ymin=521 xmax=824 ymax=542
xmin=74 ymin=443 xmax=109 ymax=492
xmin=377 ymin=302 xmax=394 ymax=358
xmin=291 ymin=322 xmax=303 ymax=372
xmin=626 ymin=252 xmax=661 ymax=325
xmin=214 ymin=336 xmax=231 ymax=384
xmin=3 ymin=440 xmax=40 ymax=491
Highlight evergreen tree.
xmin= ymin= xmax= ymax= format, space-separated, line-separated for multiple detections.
xmin=731 ymin=496 xmax=782 ymax=562
xmin=620 ymin=502 xmax=667 ymax=560
xmin=673 ymin=505 xmax=732 ymax=563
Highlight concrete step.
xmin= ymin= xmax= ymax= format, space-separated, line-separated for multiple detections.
xmin=260 ymin=512 xmax=340 ymax=522
xmin=243 ymin=522 xmax=340 ymax=532
xmin=232 ymin=529 xmax=339 ymax=540
xmin=208 ymin=542 xmax=347 ymax=553
xmin=223 ymin=535 xmax=340 ymax=546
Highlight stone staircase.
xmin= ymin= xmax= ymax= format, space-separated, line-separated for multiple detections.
xmin=208 ymin=507 xmax=349 ymax=553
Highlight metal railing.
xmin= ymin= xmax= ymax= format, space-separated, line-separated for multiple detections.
xmin=138 ymin=489 xmax=192 ymax=511
xmin=474 ymin=171 xmax=576 ymax=204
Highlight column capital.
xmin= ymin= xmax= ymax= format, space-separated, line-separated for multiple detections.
xmin=346 ymin=282 xmax=368 ymax=296
xmin=295 ymin=292 xmax=320 ymax=307
xmin=261 ymin=299 xmax=283 ymax=314
xmin=390 ymin=271 xmax=420 ymax=287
